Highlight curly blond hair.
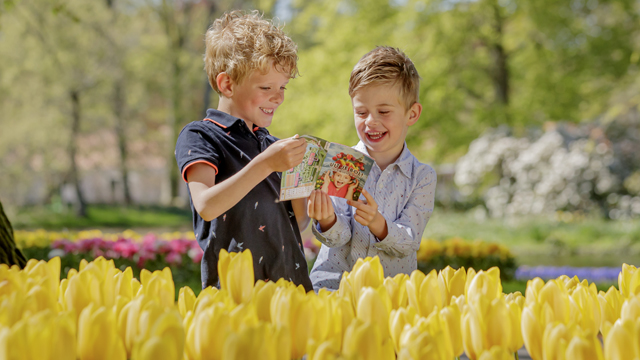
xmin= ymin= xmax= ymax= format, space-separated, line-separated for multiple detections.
xmin=349 ymin=46 xmax=421 ymax=110
xmin=204 ymin=10 xmax=299 ymax=94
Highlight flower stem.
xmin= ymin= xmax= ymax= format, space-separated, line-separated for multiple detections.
xmin=515 ymin=352 xmax=519 ymax=360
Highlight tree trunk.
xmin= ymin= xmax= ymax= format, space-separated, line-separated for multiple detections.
xmin=70 ymin=90 xmax=88 ymax=217
xmin=0 ymin=200 xmax=27 ymax=268
xmin=491 ymin=1 xmax=509 ymax=107
xmin=114 ymin=80 xmax=132 ymax=205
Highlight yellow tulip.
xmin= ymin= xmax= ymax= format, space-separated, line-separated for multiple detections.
xmin=441 ymin=304 xmax=464 ymax=357
xmin=356 ymin=286 xmax=392 ymax=340
xmin=398 ymin=311 xmax=454 ymax=360
xmin=307 ymin=339 xmax=341 ymax=360
xmin=464 ymin=267 xmax=477 ymax=299
xmin=621 ymin=294 xmax=640 ymax=322
xmin=569 ymin=282 xmax=601 ymax=334
xmin=251 ymin=280 xmax=277 ymax=322
xmin=406 ymin=269 xmax=444 ymax=317
xmin=506 ymin=300 xmax=523 ymax=353
xmin=505 ymin=291 xmax=525 ymax=310
xmin=438 ymin=266 xmax=466 ymax=305
xmin=384 ymin=273 xmax=408 ymax=309
xmin=521 ymin=303 xmax=544 ymax=360
xmin=185 ymin=303 xmax=231 ymax=360
xmin=218 ymin=249 xmax=254 ymax=305
xmin=466 ymin=268 xmax=502 ymax=303
xmin=178 ymin=286 xmax=197 ymax=318
xmin=139 ymin=268 xmax=175 ymax=308
xmin=598 ymin=286 xmax=622 ymax=338
xmin=0 ymin=310 xmax=75 ymax=360
xmin=542 ymin=322 xmax=572 ymax=360
xmin=389 ymin=307 xmax=417 ymax=353
xmin=525 ymin=278 xmax=545 ymax=307
xmin=339 ymin=257 xmax=385 ymax=307
xmin=270 ymin=287 xmax=315 ymax=359
xmin=537 ymin=280 xmax=571 ymax=325
xmin=477 ymin=346 xmax=514 ymax=360
xmin=462 ymin=297 xmax=512 ymax=360
xmin=342 ymin=319 xmax=394 ymax=360
xmin=619 ymin=264 xmax=640 ymax=298
xmin=114 ymin=267 xmax=134 ymax=300
xmin=228 ymin=302 xmax=259 ymax=331
xmin=564 ymin=328 xmax=604 ymax=360
xmin=222 ymin=323 xmax=291 ymax=360
xmin=77 ymin=303 xmax=126 ymax=360
xmin=604 ymin=318 xmax=640 ymax=360
xmin=132 ymin=310 xmax=185 ymax=360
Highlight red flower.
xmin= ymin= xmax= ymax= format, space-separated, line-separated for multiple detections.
xmin=337 ymin=153 xmax=342 ymax=159
xmin=332 ymin=156 xmax=337 ymax=160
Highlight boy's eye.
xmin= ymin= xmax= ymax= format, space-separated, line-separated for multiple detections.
xmin=260 ymin=87 xmax=271 ymax=90
xmin=280 ymin=86 xmax=287 ymax=91
xmin=379 ymin=111 xmax=390 ymax=115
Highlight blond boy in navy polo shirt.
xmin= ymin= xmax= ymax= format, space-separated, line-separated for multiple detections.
xmin=307 ymin=47 xmax=437 ymax=291
xmin=175 ymin=11 xmax=312 ymax=291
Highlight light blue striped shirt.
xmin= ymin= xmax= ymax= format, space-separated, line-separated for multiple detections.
xmin=309 ymin=141 xmax=437 ymax=291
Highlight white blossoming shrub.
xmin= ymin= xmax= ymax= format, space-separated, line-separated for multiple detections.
xmin=455 ymin=119 xmax=640 ymax=219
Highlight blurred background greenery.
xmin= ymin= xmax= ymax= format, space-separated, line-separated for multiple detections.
xmin=1 ymin=0 xmax=640 ymax=273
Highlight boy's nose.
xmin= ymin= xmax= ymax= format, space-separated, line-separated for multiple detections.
xmin=364 ymin=114 xmax=379 ymax=126
xmin=271 ymin=90 xmax=284 ymax=104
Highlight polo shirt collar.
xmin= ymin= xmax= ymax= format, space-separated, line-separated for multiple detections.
xmin=354 ymin=141 xmax=413 ymax=179
xmin=203 ymin=109 xmax=270 ymax=137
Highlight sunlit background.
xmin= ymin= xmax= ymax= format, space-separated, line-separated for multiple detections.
xmin=1 ymin=0 xmax=640 ymax=287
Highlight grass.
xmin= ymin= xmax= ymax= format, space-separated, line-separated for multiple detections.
xmin=11 ymin=204 xmax=193 ymax=230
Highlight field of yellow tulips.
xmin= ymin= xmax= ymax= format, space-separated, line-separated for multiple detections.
xmin=1 ymin=249 xmax=639 ymax=360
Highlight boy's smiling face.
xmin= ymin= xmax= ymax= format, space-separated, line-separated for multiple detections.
xmin=332 ymin=171 xmax=352 ymax=189
xmin=352 ymin=83 xmax=421 ymax=167
xmin=222 ymin=62 xmax=290 ymax=130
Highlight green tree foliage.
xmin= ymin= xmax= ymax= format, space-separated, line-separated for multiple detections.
xmin=273 ymin=0 xmax=640 ymax=162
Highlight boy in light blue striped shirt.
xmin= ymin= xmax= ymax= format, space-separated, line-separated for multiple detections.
xmin=307 ymin=46 xmax=437 ymax=291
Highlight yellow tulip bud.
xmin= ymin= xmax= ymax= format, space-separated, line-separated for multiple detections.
xmin=438 ymin=266 xmax=466 ymax=305
xmin=477 ymin=346 xmax=514 ymax=360
xmin=77 ymin=304 xmax=126 ymax=360
xmin=218 ymin=249 xmax=255 ymax=305
xmin=619 ymin=264 xmax=640 ymax=298
xmin=440 ymin=304 xmax=463 ymax=357
xmin=604 ymin=318 xmax=640 ymax=360
xmin=598 ymin=286 xmax=622 ymax=338
xmin=406 ymin=269 xmax=444 ymax=317
xmin=178 ymin=286 xmax=196 ymax=318
xmin=621 ymin=295 xmax=640 ymax=322
xmin=521 ymin=304 xmax=544 ymax=360
xmin=384 ymin=273 xmax=408 ymax=309
xmin=466 ymin=268 xmax=502 ymax=303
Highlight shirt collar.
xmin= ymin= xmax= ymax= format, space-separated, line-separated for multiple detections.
xmin=203 ymin=109 xmax=270 ymax=137
xmin=354 ymin=141 xmax=413 ymax=179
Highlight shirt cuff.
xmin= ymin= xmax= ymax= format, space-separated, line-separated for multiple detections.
xmin=372 ymin=213 xmax=407 ymax=257
xmin=311 ymin=216 xmax=349 ymax=248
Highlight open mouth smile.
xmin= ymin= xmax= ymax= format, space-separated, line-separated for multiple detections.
xmin=366 ymin=131 xmax=387 ymax=141
xmin=260 ymin=107 xmax=274 ymax=115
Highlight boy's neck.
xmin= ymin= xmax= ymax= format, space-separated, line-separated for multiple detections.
xmin=368 ymin=145 xmax=405 ymax=172
xmin=217 ymin=99 xmax=254 ymax=132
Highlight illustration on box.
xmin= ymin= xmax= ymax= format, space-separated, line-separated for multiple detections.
xmin=280 ymin=136 xmax=374 ymax=201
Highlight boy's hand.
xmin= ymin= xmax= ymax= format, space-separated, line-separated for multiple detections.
xmin=260 ymin=135 xmax=307 ymax=172
xmin=307 ymin=190 xmax=336 ymax=232
xmin=348 ymin=178 xmax=359 ymax=191
xmin=348 ymin=189 xmax=388 ymax=240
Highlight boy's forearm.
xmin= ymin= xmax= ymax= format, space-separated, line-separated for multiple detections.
xmin=291 ymin=198 xmax=310 ymax=231
xmin=368 ymin=213 xmax=388 ymax=240
xmin=195 ymin=156 xmax=273 ymax=221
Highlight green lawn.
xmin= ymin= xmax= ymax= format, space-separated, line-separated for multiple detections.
xmin=11 ymin=204 xmax=193 ymax=230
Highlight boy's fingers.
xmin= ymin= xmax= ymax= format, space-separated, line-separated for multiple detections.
xmin=361 ymin=189 xmax=377 ymax=208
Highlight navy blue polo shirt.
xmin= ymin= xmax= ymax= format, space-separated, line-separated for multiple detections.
xmin=175 ymin=109 xmax=312 ymax=292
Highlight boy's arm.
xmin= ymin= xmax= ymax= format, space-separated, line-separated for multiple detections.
xmin=308 ymin=190 xmax=353 ymax=248
xmin=350 ymin=168 xmax=437 ymax=258
xmin=291 ymin=198 xmax=310 ymax=231
xmin=187 ymin=137 xmax=307 ymax=222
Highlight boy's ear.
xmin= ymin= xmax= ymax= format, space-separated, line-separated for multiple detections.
xmin=216 ymin=72 xmax=234 ymax=97
xmin=406 ymin=102 xmax=422 ymax=126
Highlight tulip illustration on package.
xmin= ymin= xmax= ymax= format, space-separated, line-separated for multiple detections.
xmin=279 ymin=135 xmax=374 ymax=201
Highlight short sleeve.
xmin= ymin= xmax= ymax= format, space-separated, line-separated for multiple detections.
xmin=175 ymin=123 xmax=221 ymax=182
